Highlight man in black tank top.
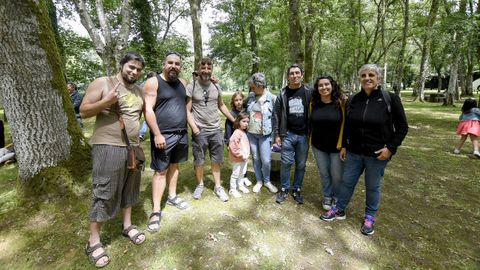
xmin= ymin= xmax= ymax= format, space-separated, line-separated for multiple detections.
xmin=143 ymin=52 xmax=190 ymax=233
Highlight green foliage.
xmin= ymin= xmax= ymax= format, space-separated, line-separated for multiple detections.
xmin=59 ymin=28 xmax=105 ymax=88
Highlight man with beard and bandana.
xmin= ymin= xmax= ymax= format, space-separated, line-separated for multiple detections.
xmin=143 ymin=52 xmax=190 ymax=232
xmin=80 ymin=51 xmax=146 ymax=267
xmin=186 ymin=57 xmax=235 ymax=202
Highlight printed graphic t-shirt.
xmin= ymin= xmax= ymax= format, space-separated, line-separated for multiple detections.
xmin=286 ymin=86 xmax=307 ymax=134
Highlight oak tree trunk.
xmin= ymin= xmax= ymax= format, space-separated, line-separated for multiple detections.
xmin=288 ymin=0 xmax=303 ymax=66
xmin=189 ymin=0 xmax=203 ymax=69
xmin=0 ymin=0 xmax=90 ymax=196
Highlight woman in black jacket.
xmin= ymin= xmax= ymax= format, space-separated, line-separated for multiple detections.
xmin=320 ymin=64 xmax=408 ymax=236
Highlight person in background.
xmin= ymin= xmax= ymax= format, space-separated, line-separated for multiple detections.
xmin=139 ymin=71 xmax=157 ymax=141
xmin=68 ymin=82 xmax=83 ymax=129
xmin=320 ymin=64 xmax=408 ymax=236
xmin=453 ymin=98 xmax=480 ymax=158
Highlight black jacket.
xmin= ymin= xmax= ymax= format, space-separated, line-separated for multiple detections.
xmin=344 ymin=87 xmax=408 ymax=156
xmin=273 ymin=85 xmax=312 ymax=139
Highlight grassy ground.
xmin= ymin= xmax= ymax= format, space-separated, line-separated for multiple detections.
xmin=0 ymin=93 xmax=479 ymax=269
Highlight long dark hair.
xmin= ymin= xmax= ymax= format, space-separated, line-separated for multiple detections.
xmin=312 ymin=75 xmax=342 ymax=106
xmin=461 ymin=98 xmax=477 ymax=113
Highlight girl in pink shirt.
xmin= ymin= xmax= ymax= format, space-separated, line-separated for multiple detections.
xmin=228 ymin=112 xmax=251 ymax=197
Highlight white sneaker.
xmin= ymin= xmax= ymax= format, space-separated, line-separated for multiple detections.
xmin=252 ymin=182 xmax=263 ymax=193
xmin=453 ymin=149 xmax=461 ymax=154
xmin=238 ymin=185 xmax=250 ymax=193
xmin=215 ymin=186 xmax=229 ymax=202
xmin=229 ymin=189 xmax=242 ymax=198
xmin=264 ymin=182 xmax=278 ymax=193
xmin=243 ymin=178 xmax=252 ymax=187
xmin=474 ymin=151 xmax=480 ymax=158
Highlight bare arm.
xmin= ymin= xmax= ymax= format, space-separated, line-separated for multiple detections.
xmin=218 ymin=96 xmax=235 ymax=122
xmin=143 ymin=77 xmax=166 ymax=149
xmin=80 ymin=77 xmax=120 ymax=118
xmin=186 ymin=97 xmax=200 ymax=135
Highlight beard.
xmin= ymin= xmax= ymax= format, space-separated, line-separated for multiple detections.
xmin=167 ymin=69 xmax=179 ymax=81
xmin=122 ymin=73 xmax=138 ymax=84
xmin=200 ymin=74 xmax=211 ymax=81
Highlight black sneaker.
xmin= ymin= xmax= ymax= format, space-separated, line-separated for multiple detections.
xmin=361 ymin=215 xmax=375 ymax=235
xmin=275 ymin=188 xmax=288 ymax=204
xmin=292 ymin=189 xmax=304 ymax=204
xmin=320 ymin=206 xmax=346 ymax=221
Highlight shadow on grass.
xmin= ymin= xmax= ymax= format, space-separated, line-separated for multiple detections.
xmin=1 ymin=100 xmax=480 ymax=269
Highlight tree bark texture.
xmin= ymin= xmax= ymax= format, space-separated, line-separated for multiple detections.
xmin=132 ymin=0 xmax=159 ymax=71
xmin=189 ymin=0 xmax=203 ymax=69
xmin=392 ymin=0 xmax=409 ymax=96
xmin=288 ymin=0 xmax=303 ymax=66
xmin=249 ymin=23 xmax=259 ymax=75
xmin=303 ymin=0 xmax=315 ymax=84
xmin=70 ymin=0 xmax=131 ymax=75
xmin=445 ymin=0 xmax=467 ymax=105
xmin=0 ymin=0 xmax=87 ymax=182
xmin=414 ymin=0 xmax=439 ymax=102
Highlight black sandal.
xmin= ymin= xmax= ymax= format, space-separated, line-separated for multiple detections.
xmin=85 ymin=242 xmax=110 ymax=268
xmin=122 ymin=225 xmax=146 ymax=245
xmin=147 ymin=212 xmax=162 ymax=233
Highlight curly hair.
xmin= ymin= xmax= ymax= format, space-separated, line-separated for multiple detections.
xmin=311 ymin=75 xmax=342 ymax=106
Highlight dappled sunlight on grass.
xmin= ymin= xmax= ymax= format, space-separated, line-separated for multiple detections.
xmin=1 ymin=99 xmax=479 ymax=268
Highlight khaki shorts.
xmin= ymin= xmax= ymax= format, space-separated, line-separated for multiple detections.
xmin=191 ymin=130 xmax=224 ymax=166
xmin=89 ymin=145 xmax=141 ymax=222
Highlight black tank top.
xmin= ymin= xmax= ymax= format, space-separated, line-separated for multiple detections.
xmin=153 ymin=75 xmax=187 ymax=133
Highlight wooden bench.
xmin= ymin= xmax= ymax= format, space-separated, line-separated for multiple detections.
xmin=428 ymin=93 xmax=446 ymax=102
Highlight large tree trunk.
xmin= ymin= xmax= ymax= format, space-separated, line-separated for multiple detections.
xmin=70 ymin=0 xmax=131 ymax=75
xmin=413 ymin=0 xmax=439 ymax=102
xmin=132 ymin=0 xmax=159 ymax=72
xmin=445 ymin=0 xmax=467 ymax=105
xmin=288 ymin=0 xmax=303 ymax=66
xmin=303 ymin=0 xmax=315 ymax=84
xmin=249 ymin=23 xmax=259 ymax=75
xmin=392 ymin=0 xmax=409 ymax=96
xmin=189 ymin=0 xmax=203 ymax=69
xmin=0 ymin=0 xmax=90 ymax=196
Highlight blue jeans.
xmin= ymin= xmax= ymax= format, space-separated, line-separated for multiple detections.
xmin=312 ymin=146 xmax=344 ymax=199
xmin=336 ymin=151 xmax=389 ymax=217
xmin=139 ymin=121 xmax=148 ymax=138
xmin=247 ymin=133 xmax=272 ymax=184
xmin=280 ymin=132 xmax=309 ymax=190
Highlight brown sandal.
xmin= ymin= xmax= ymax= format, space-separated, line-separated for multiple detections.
xmin=122 ymin=225 xmax=146 ymax=245
xmin=85 ymin=242 xmax=110 ymax=268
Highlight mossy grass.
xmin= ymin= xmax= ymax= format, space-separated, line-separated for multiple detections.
xmin=0 ymin=91 xmax=479 ymax=268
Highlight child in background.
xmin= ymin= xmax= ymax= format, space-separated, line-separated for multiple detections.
xmin=225 ymin=91 xmax=252 ymax=186
xmin=453 ymin=98 xmax=480 ymax=158
xmin=228 ymin=112 xmax=251 ymax=197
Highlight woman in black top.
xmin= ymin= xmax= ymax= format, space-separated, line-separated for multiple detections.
xmin=320 ymin=64 xmax=408 ymax=236
xmin=310 ymin=76 xmax=345 ymax=211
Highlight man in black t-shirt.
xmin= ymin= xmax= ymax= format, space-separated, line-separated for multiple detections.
xmin=273 ymin=64 xmax=312 ymax=204
xmin=143 ymin=52 xmax=190 ymax=233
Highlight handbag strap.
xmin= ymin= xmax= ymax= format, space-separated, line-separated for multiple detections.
xmin=107 ymin=77 xmax=131 ymax=147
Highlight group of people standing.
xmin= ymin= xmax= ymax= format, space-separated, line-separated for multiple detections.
xmin=79 ymin=51 xmax=408 ymax=268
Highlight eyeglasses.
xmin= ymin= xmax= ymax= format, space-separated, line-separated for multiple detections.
xmin=203 ymin=89 xmax=209 ymax=105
